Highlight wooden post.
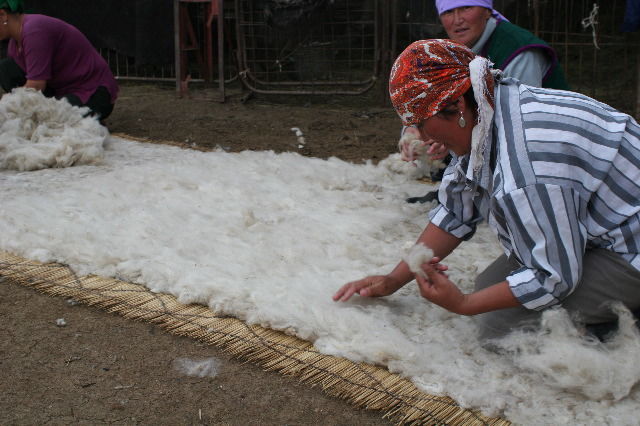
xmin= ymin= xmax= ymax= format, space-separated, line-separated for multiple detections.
xmin=533 ymin=0 xmax=540 ymax=37
xmin=378 ymin=0 xmax=394 ymax=107
xmin=218 ymin=0 xmax=225 ymax=102
xmin=173 ymin=0 xmax=181 ymax=97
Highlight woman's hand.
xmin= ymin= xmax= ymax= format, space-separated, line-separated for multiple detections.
xmin=418 ymin=263 xmax=521 ymax=316
xmin=425 ymin=141 xmax=449 ymax=161
xmin=398 ymin=127 xmax=449 ymax=162
xmin=415 ymin=262 xmax=469 ymax=315
xmin=420 ymin=256 xmax=449 ymax=277
xmin=333 ymin=275 xmax=405 ymax=302
xmin=24 ymin=79 xmax=47 ymax=92
xmin=333 ymin=257 xmax=449 ymax=303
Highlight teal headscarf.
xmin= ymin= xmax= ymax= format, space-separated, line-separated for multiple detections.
xmin=0 ymin=0 xmax=23 ymax=12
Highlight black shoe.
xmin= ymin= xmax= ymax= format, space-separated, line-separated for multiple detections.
xmin=429 ymin=154 xmax=452 ymax=182
xmin=430 ymin=168 xmax=445 ymax=183
xmin=406 ymin=190 xmax=438 ymax=204
xmin=585 ymin=309 xmax=640 ymax=342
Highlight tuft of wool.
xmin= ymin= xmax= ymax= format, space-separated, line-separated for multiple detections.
xmin=173 ymin=357 xmax=221 ymax=378
xmin=0 ymin=88 xmax=108 ymax=171
xmin=403 ymin=243 xmax=434 ymax=278
xmin=396 ymin=130 xmax=444 ymax=177
xmin=499 ymin=303 xmax=640 ymax=403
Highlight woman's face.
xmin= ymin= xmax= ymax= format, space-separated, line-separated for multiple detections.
xmin=439 ymin=6 xmax=491 ymax=48
xmin=417 ymin=100 xmax=474 ymax=156
xmin=0 ymin=10 xmax=9 ymax=40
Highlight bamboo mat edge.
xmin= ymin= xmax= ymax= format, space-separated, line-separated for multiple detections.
xmin=0 ymin=251 xmax=509 ymax=426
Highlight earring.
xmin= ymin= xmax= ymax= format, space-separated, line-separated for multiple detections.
xmin=3 ymin=21 xmax=7 ymax=25
xmin=458 ymin=110 xmax=466 ymax=128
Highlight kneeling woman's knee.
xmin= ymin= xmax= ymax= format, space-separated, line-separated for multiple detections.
xmin=474 ymin=307 xmax=542 ymax=341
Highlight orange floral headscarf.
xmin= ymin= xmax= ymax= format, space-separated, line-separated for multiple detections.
xmin=389 ymin=39 xmax=476 ymax=127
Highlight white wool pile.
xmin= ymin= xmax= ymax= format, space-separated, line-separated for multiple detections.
xmin=0 ymin=88 xmax=107 ymax=171
xmin=1 ymin=137 xmax=638 ymax=424
xmin=494 ymin=305 xmax=640 ymax=424
xmin=377 ymin=152 xmax=432 ymax=181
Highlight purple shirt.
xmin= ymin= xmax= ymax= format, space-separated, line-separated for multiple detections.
xmin=8 ymin=14 xmax=118 ymax=104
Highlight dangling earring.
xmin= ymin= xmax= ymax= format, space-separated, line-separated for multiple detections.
xmin=458 ymin=110 xmax=466 ymax=128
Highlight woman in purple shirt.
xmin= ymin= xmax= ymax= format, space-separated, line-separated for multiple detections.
xmin=0 ymin=0 xmax=118 ymax=120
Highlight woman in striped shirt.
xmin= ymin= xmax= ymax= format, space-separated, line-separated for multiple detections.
xmin=333 ymin=39 xmax=640 ymax=340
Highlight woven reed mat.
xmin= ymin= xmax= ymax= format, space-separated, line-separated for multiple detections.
xmin=0 ymin=250 xmax=509 ymax=425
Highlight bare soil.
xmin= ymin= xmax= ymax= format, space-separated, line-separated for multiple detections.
xmin=0 ymin=82 xmax=404 ymax=425
xmin=109 ymin=83 xmax=400 ymax=163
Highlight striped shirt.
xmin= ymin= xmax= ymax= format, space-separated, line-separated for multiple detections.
xmin=429 ymin=78 xmax=640 ymax=310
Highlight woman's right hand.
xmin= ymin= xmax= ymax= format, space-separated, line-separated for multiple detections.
xmin=398 ymin=127 xmax=427 ymax=163
xmin=332 ymin=275 xmax=405 ymax=302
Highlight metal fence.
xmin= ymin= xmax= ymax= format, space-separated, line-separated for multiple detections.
xmin=100 ymin=0 xmax=640 ymax=117
xmin=101 ymin=0 xmax=236 ymax=86
xmin=99 ymin=48 xmax=178 ymax=83
xmin=529 ymin=0 xmax=639 ymax=117
xmin=234 ymin=0 xmax=379 ymax=95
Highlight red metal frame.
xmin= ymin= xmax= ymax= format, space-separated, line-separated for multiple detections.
xmin=174 ymin=0 xmax=225 ymax=101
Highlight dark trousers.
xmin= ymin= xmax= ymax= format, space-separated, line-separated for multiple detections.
xmin=0 ymin=57 xmax=114 ymax=120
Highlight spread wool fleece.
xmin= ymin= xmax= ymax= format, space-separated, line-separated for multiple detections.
xmin=0 ymin=88 xmax=107 ymax=171
xmin=2 ymin=138 xmax=640 ymax=424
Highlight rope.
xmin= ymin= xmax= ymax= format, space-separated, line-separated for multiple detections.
xmin=581 ymin=3 xmax=600 ymax=50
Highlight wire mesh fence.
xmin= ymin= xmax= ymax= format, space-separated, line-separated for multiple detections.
xmin=100 ymin=0 xmax=236 ymax=86
xmin=494 ymin=0 xmax=640 ymax=117
xmin=99 ymin=48 xmax=178 ymax=83
xmin=234 ymin=0 xmax=379 ymax=95
xmin=97 ymin=0 xmax=639 ymax=116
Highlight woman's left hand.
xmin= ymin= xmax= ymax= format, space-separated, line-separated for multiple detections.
xmin=415 ymin=263 xmax=469 ymax=315
xmin=426 ymin=141 xmax=449 ymax=161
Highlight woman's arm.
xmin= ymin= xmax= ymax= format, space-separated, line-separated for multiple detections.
xmin=416 ymin=265 xmax=520 ymax=315
xmin=415 ymin=221 xmax=462 ymax=259
xmin=333 ymin=222 xmax=462 ymax=302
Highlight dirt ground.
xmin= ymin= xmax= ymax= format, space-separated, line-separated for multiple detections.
xmin=0 ymin=82 xmax=405 ymax=425
xmin=108 ymin=82 xmax=400 ymax=163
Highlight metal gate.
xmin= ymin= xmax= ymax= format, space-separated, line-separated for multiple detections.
xmin=234 ymin=0 xmax=380 ymax=95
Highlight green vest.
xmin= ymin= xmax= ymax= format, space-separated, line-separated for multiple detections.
xmin=483 ymin=21 xmax=569 ymax=90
